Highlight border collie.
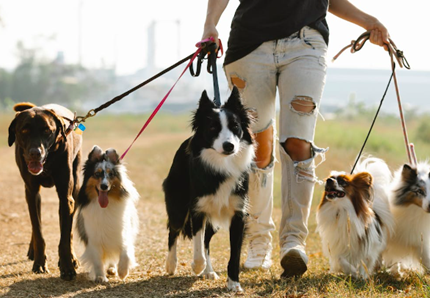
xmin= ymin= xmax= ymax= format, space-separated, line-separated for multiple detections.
xmin=383 ymin=162 xmax=430 ymax=276
xmin=163 ymin=87 xmax=254 ymax=292
xmin=316 ymin=157 xmax=394 ymax=279
xmin=76 ymin=146 xmax=139 ymax=282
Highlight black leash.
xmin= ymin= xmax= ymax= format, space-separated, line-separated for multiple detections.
xmin=350 ymin=71 xmax=394 ymax=174
xmin=75 ymin=52 xmax=195 ymax=123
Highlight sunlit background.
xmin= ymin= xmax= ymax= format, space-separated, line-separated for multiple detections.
xmin=0 ymin=0 xmax=429 ymax=116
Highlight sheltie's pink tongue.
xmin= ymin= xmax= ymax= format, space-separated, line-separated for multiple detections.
xmin=98 ymin=190 xmax=109 ymax=208
xmin=28 ymin=161 xmax=43 ymax=175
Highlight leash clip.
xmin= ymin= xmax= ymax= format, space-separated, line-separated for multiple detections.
xmin=76 ymin=109 xmax=97 ymax=123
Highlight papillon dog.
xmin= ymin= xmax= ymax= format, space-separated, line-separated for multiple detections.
xmin=383 ymin=161 xmax=430 ymax=276
xmin=76 ymin=146 xmax=139 ymax=282
xmin=163 ymin=87 xmax=254 ymax=292
xmin=316 ymin=157 xmax=394 ymax=279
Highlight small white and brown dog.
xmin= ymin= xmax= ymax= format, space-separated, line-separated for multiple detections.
xmin=316 ymin=157 xmax=394 ymax=279
xmin=383 ymin=161 xmax=430 ymax=276
xmin=76 ymin=146 xmax=139 ymax=282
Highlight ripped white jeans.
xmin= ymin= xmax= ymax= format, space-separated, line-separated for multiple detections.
xmin=224 ymin=26 xmax=328 ymax=259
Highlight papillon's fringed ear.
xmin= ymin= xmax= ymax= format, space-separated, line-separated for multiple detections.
xmin=89 ymin=145 xmax=103 ymax=162
xmin=353 ymin=172 xmax=373 ymax=189
xmin=401 ymin=163 xmax=417 ymax=182
xmin=106 ymin=148 xmax=120 ymax=164
xmin=192 ymin=90 xmax=216 ymax=131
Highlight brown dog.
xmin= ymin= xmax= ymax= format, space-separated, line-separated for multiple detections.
xmin=8 ymin=102 xmax=82 ymax=280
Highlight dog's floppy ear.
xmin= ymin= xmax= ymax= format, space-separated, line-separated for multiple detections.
xmin=46 ymin=109 xmax=67 ymax=143
xmin=89 ymin=145 xmax=103 ymax=162
xmin=105 ymin=148 xmax=120 ymax=164
xmin=192 ymin=90 xmax=216 ymax=131
xmin=8 ymin=116 xmax=18 ymax=147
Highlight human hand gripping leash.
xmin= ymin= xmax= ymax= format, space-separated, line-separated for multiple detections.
xmin=332 ymin=31 xmax=415 ymax=173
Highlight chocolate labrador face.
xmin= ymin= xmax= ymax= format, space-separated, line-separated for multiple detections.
xmin=8 ymin=102 xmax=82 ymax=280
xmin=9 ymin=106 xmax=65 ymax=176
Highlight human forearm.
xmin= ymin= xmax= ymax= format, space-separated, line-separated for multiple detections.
xmin=202 ymin=0 xmax=230 ymax=43
xmin=329 ymin=0 xmax=389 ymax=47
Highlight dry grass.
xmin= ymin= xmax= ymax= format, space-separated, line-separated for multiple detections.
xmin=1 ymin=111 xmax=430 ymax=297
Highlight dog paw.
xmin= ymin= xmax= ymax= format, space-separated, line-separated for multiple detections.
xmin=166 ymin=257 xmax=177 ymax=275
xmin=227 ymin=277 xmax=243 ymax=292
xmin=32 ymin=262 xmax=49 ymax=274
xmin=58 ymin=255 xmax=78 ymax=280
xmin=191 ymin=260 xmax=206 ymax=276
xmin=202 ymin=271 xmax=219 ymax=280
xmin=107 ymin=266 xmax=117 ymax=276
xmin=118 ymin=267 xmax=129 ymax=280
xmin=95 ymin=275 xmax=109 ymax=283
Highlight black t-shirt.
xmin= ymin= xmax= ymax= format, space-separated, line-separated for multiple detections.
xmin=224 ymin=0 xmax=329 ymax=65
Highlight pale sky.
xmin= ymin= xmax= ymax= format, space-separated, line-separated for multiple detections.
xmin=0 ymin=0 xmax=429 ymax=75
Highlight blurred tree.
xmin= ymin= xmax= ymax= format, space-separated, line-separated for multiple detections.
xmin=0 ymin=41 xmax=106 ymax=111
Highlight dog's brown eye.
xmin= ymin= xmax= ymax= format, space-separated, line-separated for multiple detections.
xmin=21 ymin=128 xmax=30 ymax=134
xmin=337 ymin=177 xmax=348 ymax=187
xmin=44 ymin=128 xmax=52 ymax=135
xmin=417 ymin=189 xmax=426 ymax=196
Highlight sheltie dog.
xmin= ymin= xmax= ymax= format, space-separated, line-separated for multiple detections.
xmin=383 ymin=161 xmax=430 ymax=276
xmin=316 ymin=157 xmax=394 ymax=279
xmin=76 ymin=146 xmax=139 ymax=282
xmin=163 ymin=87 xmax=254 ymax=292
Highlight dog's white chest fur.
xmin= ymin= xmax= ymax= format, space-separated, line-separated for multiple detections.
xmin=195 ymin=177 xmax=244 ymax=229
xmin=80 ymin=197 xmax=138 ymax=261
xmin=194 ymin=145 xmax=254 ymax=229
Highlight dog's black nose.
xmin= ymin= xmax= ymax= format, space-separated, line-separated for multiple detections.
xmin=29 ymin=148 xmax=42 ymax=160
xmin=223 ymin=142 xmax=234 ymax=154
xmin=326 ymin=178 xmax=335 ymax=188
xmin=100 ymin=184 xmax=108 ymax=191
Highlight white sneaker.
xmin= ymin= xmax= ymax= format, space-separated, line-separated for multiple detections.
xmin=243 ymin=238 xmax=272 ymax=270
xmin=280 ymin=248 xmax=308 ymax=278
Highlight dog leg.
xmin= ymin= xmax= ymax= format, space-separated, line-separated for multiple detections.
xmin=56 ymin=178 xmax=78 ymax=281
xmin=192 ymin=229 xmax=206 ymax=275
xmin=339 ymin=256 xmax=359 ymax=278
xmin=202 ymin=224 xmax=219 ymax=280
xmin=166 ymin=229 xmax=179 ymax=275
xmin=25 ymin=187 xmax=49 ymax=274
xmin=227 ymin=212 xmax=245 ymax=292
xmin=85 ymin=244 xmax=107 ymax=283
xmin=27 ymin=236 xmax=34 ymax=260
xmin=420 ymin=243 xmax=430 ymax=273
xmin=118 ymin=250 xmax=131 ymax=280
xmin=107 ymin=263 xmax=117 ymax=276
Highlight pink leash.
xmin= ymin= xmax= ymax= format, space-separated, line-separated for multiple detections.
xmin=120 ymin=38 xmax=221 ymax=160
xmin=333 ymin=32 xmax=416 ymax=166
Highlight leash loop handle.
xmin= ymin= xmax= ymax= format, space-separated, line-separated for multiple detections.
xmin=189 ymin=37 xmax=224 ymax=107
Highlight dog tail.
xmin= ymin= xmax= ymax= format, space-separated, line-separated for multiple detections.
xmin=13 ymin=102 xmax=36 ymax=112
xmin=355 ymin=156 xmax=392 ymax=187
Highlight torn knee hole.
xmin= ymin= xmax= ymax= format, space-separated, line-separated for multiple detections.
xmin=291 ymin=96 xmax=315 ymax=114
xmin=231 ymin=76 xmax=246 ymax=90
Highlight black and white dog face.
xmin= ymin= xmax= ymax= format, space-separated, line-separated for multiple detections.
xmin=393 ymin=163 xmax=430 ymax=212
xmin=191 ymin=87 xmax=253 ymax=156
